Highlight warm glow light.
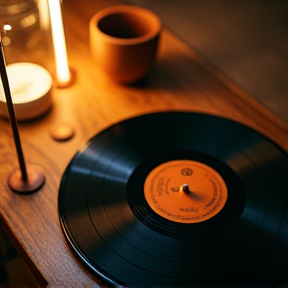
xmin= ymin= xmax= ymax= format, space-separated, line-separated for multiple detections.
xmin=3 ymin=24 xmax=11 ymax=31
xmin=47 ymin=0 xmax=71 ymax=86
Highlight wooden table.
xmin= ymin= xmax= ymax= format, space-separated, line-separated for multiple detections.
xmin=0 ymin=0 xmax=288 ymax=286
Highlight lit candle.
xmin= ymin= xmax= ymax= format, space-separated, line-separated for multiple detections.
xmin=47 ymin=0 xmax=71 ymax=87
xmin=0 ymin=62 xmax=52 ymax=120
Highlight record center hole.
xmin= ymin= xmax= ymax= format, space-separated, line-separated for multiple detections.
xmin=179 ymin=184 xmax=203 ymax=201
xmin=180 ymin=183 xmax=190 ymax=194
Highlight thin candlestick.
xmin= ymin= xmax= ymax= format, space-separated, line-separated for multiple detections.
xmin=0 ymin=31 xmax=28 ymax=181
xmin=47 ymin=0 xmax=71 ymax=87
xmin=0 ymin=30 xmax=45 ymax=193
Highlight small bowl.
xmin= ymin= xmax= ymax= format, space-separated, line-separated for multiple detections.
xmin=89 ymin=5 xmax=162 ymax=84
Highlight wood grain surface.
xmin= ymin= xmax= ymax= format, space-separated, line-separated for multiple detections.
xmin=0 ymin=0 xmax=288 ymax=286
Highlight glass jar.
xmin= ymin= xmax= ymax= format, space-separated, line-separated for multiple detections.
xmin=0 ymin=0 xmax=54 ymax=120
xmin=0 ymin=0 xmax=53 ymax=72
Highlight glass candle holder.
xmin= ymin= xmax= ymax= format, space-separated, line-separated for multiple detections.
xmin=0 ymin=0 xmax=53 ymax=70
xmin=0 ymin=0 xmax=54 ymax=120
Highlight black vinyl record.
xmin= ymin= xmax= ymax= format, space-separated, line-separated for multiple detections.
xmin=58 ymin=112 xmax=288 ymax=287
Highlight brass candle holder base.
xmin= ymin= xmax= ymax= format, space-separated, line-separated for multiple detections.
xmin=8 ymin=164 xmax=45 ymax=194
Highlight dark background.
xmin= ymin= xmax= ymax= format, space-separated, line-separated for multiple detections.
xmin=133 ymin=0 xmax=288 ymax=123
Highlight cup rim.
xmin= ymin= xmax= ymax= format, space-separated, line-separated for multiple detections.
xmin=90 ymin=5 xmax=162 ymax=45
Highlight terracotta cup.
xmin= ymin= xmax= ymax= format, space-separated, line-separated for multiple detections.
xmin=89 ymin=5 xmax=162 ymax=84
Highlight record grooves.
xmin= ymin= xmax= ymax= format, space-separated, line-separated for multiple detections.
xmin=58 ymin=112 xmax=288 ymax=287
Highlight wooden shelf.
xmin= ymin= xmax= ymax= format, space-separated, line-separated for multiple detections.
xmin=0 ymin=0 xmax=287 ymax=287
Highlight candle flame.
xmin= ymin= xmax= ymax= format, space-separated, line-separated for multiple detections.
xmin=3 ymin=25 xmax=12 ymax=31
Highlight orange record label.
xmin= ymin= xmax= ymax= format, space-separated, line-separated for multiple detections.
xmin=144 ymin=160 xmax=228 ymax=223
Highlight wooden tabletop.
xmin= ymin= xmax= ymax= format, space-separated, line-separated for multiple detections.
xmin=0 ymin=0 xmax=288 ymax=287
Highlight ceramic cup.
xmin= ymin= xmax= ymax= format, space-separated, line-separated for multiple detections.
xmin=89 ymin=5 xmax=162 ymax=84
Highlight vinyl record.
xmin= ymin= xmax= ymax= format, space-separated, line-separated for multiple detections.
xmin=58 ymin=112 xmax=288 ymax=287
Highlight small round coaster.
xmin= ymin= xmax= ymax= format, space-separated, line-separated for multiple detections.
xmin=50 ymin=123 xmax=75 ymax=141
